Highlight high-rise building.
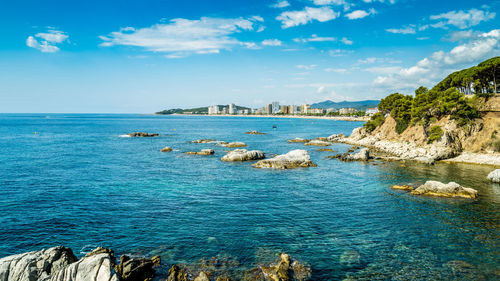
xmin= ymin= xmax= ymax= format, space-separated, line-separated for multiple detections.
xmin=228 ymin=103 xmax=236 ymax=115
xmin=208 ymin=105 xmax=220 ymax=115
xmin=301 ymin=104 xmax=310 ymax=114
xmin=281 ymin=105 xmax=290 ymax=114
xmin=271 ymin=102 xmax=280 ymax=114
xmin=265 ymin=104 xmax=273 ymax=115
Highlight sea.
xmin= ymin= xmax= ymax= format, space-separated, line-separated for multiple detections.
xmin=0 ymin=114 xmax=498 ymax=280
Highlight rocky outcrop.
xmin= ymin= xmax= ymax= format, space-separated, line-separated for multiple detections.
xmin=161 ymin=147 xmax=173 ymax=152
xmin=253 ymin=150 xmax=317 ymax=169
xmin=220 ymin=142 xmax=247 ymax=148
xmin=127 ymin=132 xmax=159 ymax=137
xmin=221 ymin=149 xmax=265 ymax=162
xmin=186 ymin=149 xmax=215 ymax=155
xmin=166 ymin=265 xmax=188 ymax=281
xmin=411 ymin=181 xmax=478 ymax=199
xmin=304 ymin=140 xmax=331 ymax=147
xmin=245 ymin=131 xmax=266 ymax=135
xmin=487 ymin=169 xmax=500 ymax=183
xmin=391 ymin=185 xmax=414 ymax=191
xmin=287 ymin=138 xmax=309 ymax=143
xmin=250 ymin=253 xmax=311 ymax=281
xmin=328 ymin=148 xmax=370 ymax=162
xmin=117 ymin=254 xmax=160 ymax=281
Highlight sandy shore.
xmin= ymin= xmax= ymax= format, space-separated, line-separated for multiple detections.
xmin=168 ymin=113 xmax=369 ymax=122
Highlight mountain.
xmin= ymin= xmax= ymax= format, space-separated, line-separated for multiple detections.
xmin=310 ymin=100 xmax=380 ymax=110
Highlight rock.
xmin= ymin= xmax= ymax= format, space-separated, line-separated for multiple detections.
xmin=347 ymin=146 xmax=359 ymax=153
xmin=186 ymin=149 xmax=215 ymax=155
xmin=257 ymin=253 xmax=311 ymax=281
xmin=253 ymin=150 xmax=317 ymax=169
xmin=317 ymin=148 xmax=334 ymax=152
xmin=127 ymin=132 xmax=159 ymax=137
xmin=287 ymin=138 xmax=309 ymax=143
xmin=339 ymin=250 xmax=361 ymax=267
xmin=117 ymin=255 xmax=160 ymax=281
xmin=167 ymin=265 xmax=188 ymax=281
xmin=161 ymin=146 xmax=173 ymax=152
xmin=216 ymin=277 xmax=231 ymax=281
xmin=314 ymin=137 xmax=328 ymax=141
xmin=330 ymin=148 xmax=370 ymax=161
xmin=0 ymin=246 xmax=77 ymax=281
xmin=194 ymin=272 xmax=210 ymax=281
xmin=245 ymin=131 xmax=266 ymax=135
xmin=327 ymin=134 xmax=346 ymax=142
xmin=220 ymin=142 xmax=247 ymax=148
xmin=304 ymin=140 xmax=331 ymax=147
xmin=192 ymin=139 xmax=218 ymax=144
xmin=391 ymin=185 xmax=414 ymax=191
xmin=487 ymin=169 xmax=500 ymax=183
xmin=221 ymin=149 xmax=265 ymax=162
xmin=411 ymin=181 xmax=478 ymax=199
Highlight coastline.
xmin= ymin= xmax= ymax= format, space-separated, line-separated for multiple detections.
xmin=165 ymin=113 xmax=370 ymax=122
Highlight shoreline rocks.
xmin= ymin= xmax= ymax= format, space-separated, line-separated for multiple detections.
xmin=245 ymin=130 xmax=266 ymax=135
xmin=487 ymin=169 xmax=500 ymax=183
xmin=411 ymin=181 xmax=478 ymax=199
xmin=221 ymin=149 xmax=265 ymax=162
xmin=127 ymin=132 xmax=159 ymax=137
xmin=304 ymin=140 xmax=331 ymax=147
xmin=186 ymin=149 xmax=215 ymax=156
xmin=253 ymin=150 xmax=317 ymax=169
xmin=327 ymin=148 xmax=371 ymax=162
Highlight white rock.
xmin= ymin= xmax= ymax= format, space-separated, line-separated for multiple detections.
xmin=411 ymin=181 xmax=478 ymax=199
xmin=221 ymin=149 xmax=265 ymax=162
xmin=487 ymin=169 xmax=500 ymax=183
xmin=345 ymin=148 xmax=370 ymax=161
xmin=304 ymin=140 xmax=331 ymax=147
xmin=253 ymin=149 xmax=317 ymax=169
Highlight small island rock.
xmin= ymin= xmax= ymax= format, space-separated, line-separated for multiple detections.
xmin=192 ymin=139 xmax=217 ymax=144
xmin=186 ymin=149 xmax=215 ymax=155
xmin=411 ymin=181 xmax=478 ymax=199
xmin=221 ymin=149 xmax=265 ymax=162
xmin=304 ymin=140 xmax=331 ymax=147
xmin=127 ymin=132 xmax=159 ymax=137
xmin=245 ymin=130 xmax=266 ymax=135
xmin=288 ymin=138 xmax=310 ymax=143
xmin=253 ymin=149 xmax=317 ymax=169
xmin=221 ymin=142 xmax=247 ymax=148
xmin=487 ymin=169 xmax=500 ymax=183
xmin=161 ymin=146 xmax=173 ymax=152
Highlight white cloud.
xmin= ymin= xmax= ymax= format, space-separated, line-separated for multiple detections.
xmin=430 ymin=8 xmax=495 ymax=29
xmin=276 ymin=7 xmax=339 ymax=28
xmin=296 ymin=64 xmax=317 ymax=70
xmin=99 ymin=17 xmax=264 ymax=57
xmin=345 ymin=9 xmax=376 ymax=20
xmin=358 ymin=57 xmax=377 ymax=64
xmin=294 ymin=34 xmax=336 ymax=42
xmin=313 ymin=0 xmax=346 ymax=5
xmin=362 ymin=0 xmax=396 ymax=4
xmin=271 ymin=1 xmax=290 ymax=8
xmin=386 ymin=26 xmax=416 ymax=34
xmin=374 ymin=29 xmax=500 ymax=92
xmin=26 ymin=28 xmax=68 ymax=53
xmin=341 ymin=37 xmax=353 ymax=45
xmin=325 ymin=68 xmax=348 ymax=73
xmin=262 ymin=39 xmax=282 ymax=46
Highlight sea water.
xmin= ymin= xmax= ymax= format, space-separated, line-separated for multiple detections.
xmin=0 ymin=114 xmax=498 ymax=280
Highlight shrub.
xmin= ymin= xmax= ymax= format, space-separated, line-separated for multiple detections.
xmin=427 ymin=126 xmax=443 ymax=144
xmin=395 ymin=117 xmax=409 ymax=134
xmin=363 ymin=113 xmax=385 ymax=133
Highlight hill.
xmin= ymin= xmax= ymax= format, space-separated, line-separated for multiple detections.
xmin=155 ymin=105 xmax=250 ymax=115
xmin=311 ymin=100 xmax=379 ymax=110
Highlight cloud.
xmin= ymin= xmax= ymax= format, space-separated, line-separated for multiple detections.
xmin=294 ymin=34 xmax=336 ymax=42
xmin=313 ymin=0 xmax=346 ymax=5
xmin=430 ymin=8 xmax=495 ymax=29
xmin=386 ymin=26 xmax=416 ymax=34
xmin=374 ymin=29 xmax=500 ymax=92
xmin=345 ymin=9 xmax=376 ymax=20
xmin=262 ymin=39 xmax=282 ymax=46
xmin=362 ymin=0 xmax=396 ymax=4
xmin=26 ymin=28 xmax=69 ymax=53
xmin=341 ymin=37 xmax=353 ymax=45
xmin=296 ymin=64 xmax=317 ymax=70
xmin=276 ymin=7 xmax=339 ymax=28
xmin=325 ymin=68 xmax=348 ymax=73
xmin=99 ymin=17 xmax=264 ymax=57
xmin=271 ymin=1 xmax=290 ymax=8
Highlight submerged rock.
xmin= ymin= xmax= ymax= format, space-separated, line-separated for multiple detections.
xmin=127 ymin=132 xmax=159 ymax=137
xmin=487 ymin=169 xmax=500 ymax=183
xmin=221 ymin=149 xmax=265 ymax=162
xmin=317 ymin=148 xmax=335 ymax=152
xmin=339 ymin=250 xmax=361 ymax=267
xmin=221 ymin=142 xmax=247 ymax=148
xmin=304 ymin=140 xmax=331 ymax=147
xmin=287 ymin=138 xmax=309 ymax=143
xmin=411 ymin=181 xmax=478 ymax=199
xmin=253 ymin=150 xmax=317 ymax=169
xmin=161 ymin=146 xmax=173 ymax=152
xmin=186 ymin=149 xmax=215 ymax=156
xmin=391 ymin=185 xmax=414 ymax=191
xmin=245 ymin=131 xmax=266 ymax=135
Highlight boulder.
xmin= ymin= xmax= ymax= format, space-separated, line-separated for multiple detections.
xmin=221 ymin=149 xmax=265 ymax=162
xmin=329 ymin=148 xmax=370 ymax=161
xmin=0 ymin=246 xmax=77 ymax=281
xmin=167 ymin=265 xmax=188 ymax=281
xmin=161 ymin=146 xmax=173 ymax=152
xmin=287 ymin=138 xmax=309 ymax=143
xmin=411 ymin=181 xmax=478 ymax=199
xmin=304 ymin=140 xmax=331 ymax=147
xmin=327 ymin=134 xmax=346 ymax=142
xmin=245 ymin=131 xmax=266 ymax=135
xmin=257 ymin=253 xmax=311 ymax=281
xmin=487 ymin=169 xmax=500 ymax=183
xmin=391 ymin=185 xmax=414 ymax=191
xmin=186 ymin=149 xmax=215 ymax=155
xmin=220 ymin=142 xmax=247 ymax=148
xmin=127 ymin=132 xmax=159 ymax=137
xmin=253 ymin=150 xmax=317 ymax=169
xmin=194 ymin=272 xmax=210 ymax=281
xmin=116 ymin=255 xmax=160 ymax=281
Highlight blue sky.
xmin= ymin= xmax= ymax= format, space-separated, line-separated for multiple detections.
xmin=0 ymin=0 xmax=499 ymax=113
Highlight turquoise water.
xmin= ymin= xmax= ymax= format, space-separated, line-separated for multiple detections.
xmin=0 ymin=114 xmax=499 ymax=280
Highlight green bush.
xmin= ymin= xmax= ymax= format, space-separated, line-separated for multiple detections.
xmin=395 ymin=117 xmax=409 ymax=134
xmin=363 ymin=113 xmax=385 ymax=133
xmin=427 ymin=126 xmax=443 ymax=144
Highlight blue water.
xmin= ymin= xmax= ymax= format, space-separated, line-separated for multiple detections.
xmin=0 ymin=114 xmax=499 ymax=280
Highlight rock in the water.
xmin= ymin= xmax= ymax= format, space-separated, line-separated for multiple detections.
xmin=304 ymin=140 xmax=331 ymax=147
xmin=161 ymin=146 xmax=173 ymax=152
xmin=287 ymin=138 xmax=309 ymax=143
xmin=245 ymin=130 xmax=266 ymax=135
xmin=329 ymin=148 xmax=370 ymax=161
xmin=194 ymin=272 xmax=210 ymax=281
xmin=127 ymin=132 xmax=159 ymax=137
xmin=391 ymin=185 xmax=414 ymax=191
xmin=487 ymin=169 xmax=500 ymax=183
xmin=192 ymin=139 xmax=218 ymax=144
xmin=317 ymin=148 xmax=334 ymax=152
xmin=339 ymin=250 xmax=361 ymax=267
xmin=253 ymin=150 xmax=317 ymax=169
xmin=221 ymin=149 xmax=265 ymax=162
xmin=220 ymin=142 xmax=247 ymax=148
xmin=411 ymin=181 xmax=478 ymax=199
xmin=167 ymin=265 xmax=188 ymax=281
xmin=0 ymin=246 xmax=77 ymax=281
xmin=327 ymin=134 xmax=346 ymax=142
xmin=257 ymin=253 xmax=311 ymax=281
xmin=117 ymin=255 xmax=160 ymax=281
xmin=186 ymin=149 xmax=215 ymax=156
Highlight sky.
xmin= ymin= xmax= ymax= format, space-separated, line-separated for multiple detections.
xmin=0 ymin=0 xmax=499 ymax=113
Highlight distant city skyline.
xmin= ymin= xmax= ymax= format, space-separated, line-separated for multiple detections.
xmin=0 ymin=0 xmax=499 ymax=113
